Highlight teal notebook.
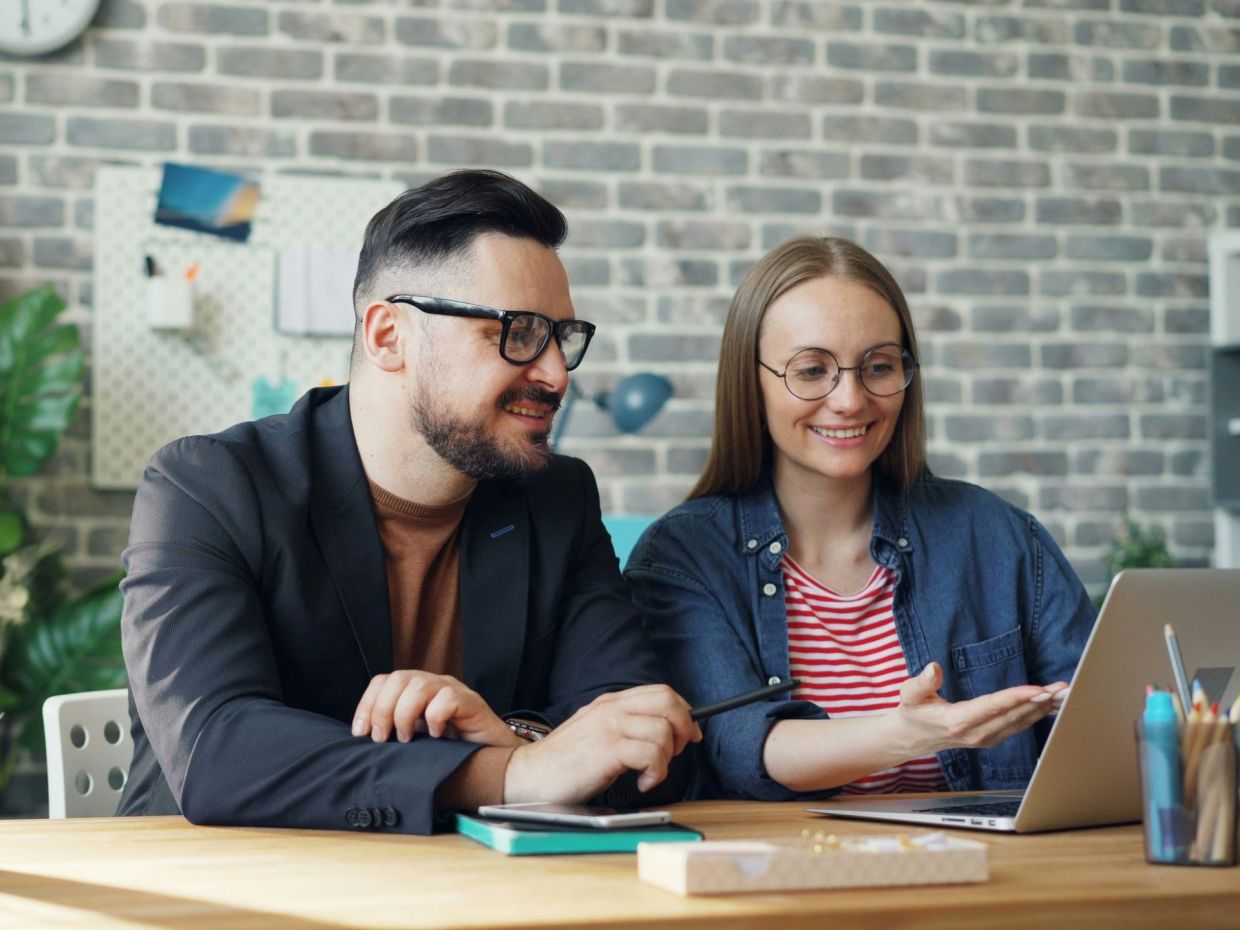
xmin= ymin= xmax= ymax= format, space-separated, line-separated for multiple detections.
xmin=455 ymin=813 xmax=703 ymax=856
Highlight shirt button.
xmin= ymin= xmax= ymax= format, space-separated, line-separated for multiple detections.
xmin=746 ymin=539 xmax=758 ymax=550
xmin=762 ymin=582 xmax=777 ymax=596
xmin=768 ymin=541 xmax=783 ymax=555
xmin=767 ymin=676 xmax=782 ymax=686
xmin=896 ymin=537 xmax=909 ymax=549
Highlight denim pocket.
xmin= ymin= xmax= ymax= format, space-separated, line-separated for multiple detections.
xmin=951 ymin=625 xmax=1037 ymax=783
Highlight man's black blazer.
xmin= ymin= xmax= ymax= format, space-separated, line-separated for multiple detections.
xmin=119 ymin=386 xmax=673 ymax=834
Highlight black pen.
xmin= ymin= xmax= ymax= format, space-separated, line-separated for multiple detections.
xmin=690 ymin=679 xmax=800 ymax=722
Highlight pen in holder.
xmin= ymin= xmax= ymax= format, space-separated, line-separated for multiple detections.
xmin=1136 ymin=699 xmax=1238 ymax=866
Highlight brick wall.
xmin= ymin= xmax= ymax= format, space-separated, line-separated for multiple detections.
xmin=2 ymin=0 xmax=1236 ymax=589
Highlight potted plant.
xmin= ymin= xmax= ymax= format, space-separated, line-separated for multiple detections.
xmin=0 ymin=285 xmax=125 ymax=800
xmin=1094 ymin=518 xmax=1175 ymax=609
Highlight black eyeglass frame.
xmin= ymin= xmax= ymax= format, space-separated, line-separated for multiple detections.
xmin=757 ymin=342 xmax=920 ymax=400
xmin=385 ymin=294 xmax=597 ymax=372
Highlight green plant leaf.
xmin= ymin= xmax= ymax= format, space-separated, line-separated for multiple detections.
xmin=0 ymin=503 xmax=23 ymax=555
xmin=0 ymin=573 xmax=126 ymax=755
xmin=0 ymin=285 xmax=84 ymax=479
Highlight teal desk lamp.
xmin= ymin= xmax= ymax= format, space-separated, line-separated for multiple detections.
xmin=550 ymin=372 xmax=673 ymax=449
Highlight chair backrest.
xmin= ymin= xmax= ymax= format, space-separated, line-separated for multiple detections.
xmin=602 ymin=515 xmax=656 ymax=570
xmin=42 ymin=689 xmax=132 ymax=818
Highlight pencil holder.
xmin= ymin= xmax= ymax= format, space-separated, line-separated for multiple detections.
xmin=1135 ymin=720 xmax=1237 ymax=867
xmin=146 ymin=276 xmax=195 ymax=330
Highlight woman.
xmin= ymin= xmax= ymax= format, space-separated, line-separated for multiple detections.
xmin=626 ymin=237 xmax=1095 ymax=801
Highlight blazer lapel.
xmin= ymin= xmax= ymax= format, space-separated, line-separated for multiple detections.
xmin=308 ymin=387 xmax=393 ymax=678
xmin=459 ymin=480 xmax=529 ymax=712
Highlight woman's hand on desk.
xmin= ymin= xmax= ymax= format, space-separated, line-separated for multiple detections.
xmin=352 ymin=670 xmax=522 ymax=748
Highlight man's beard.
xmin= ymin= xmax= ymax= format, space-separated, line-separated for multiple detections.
xmin=412 ymin=386 xmax=560 ymax=482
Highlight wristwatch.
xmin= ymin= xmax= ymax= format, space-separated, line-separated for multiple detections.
xmin=504 ymin=718 xmax=550 ymax=742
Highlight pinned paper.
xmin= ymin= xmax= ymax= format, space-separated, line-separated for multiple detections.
xmin=275 ymin=247 xmax=358 ymax=337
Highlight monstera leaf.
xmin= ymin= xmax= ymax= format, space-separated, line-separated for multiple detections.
xmin=0 ymin=285 xmax=84 ymax=481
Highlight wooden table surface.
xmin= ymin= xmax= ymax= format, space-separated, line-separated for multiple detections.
xmin=0 ymin=800 xmax=1235 ymax=929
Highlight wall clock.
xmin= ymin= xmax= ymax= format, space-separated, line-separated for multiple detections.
xmin=0 ymin=0 xmax=102 ymax=57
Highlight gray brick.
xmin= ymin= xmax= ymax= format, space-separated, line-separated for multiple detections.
xmin=618 ymin=30 xmax=712 ymax=59
xmin=824 ymin=115 xmax=917 ymax=146
xmin=308 ymin=131 xmax=419 ymax=161
xmin=667 ymin=445 xmax=710 ymax=475
xmin=865 ymin=229 xmax=957 ymax=259
xmin=1074 ymin=91 xmax=1159 ymax=120
xmin=928 ymin=122 xmax=1016 ymax=150
xmin=724 ymin=35 xmax=815 ymax=65
xmin=561 ymin=61 xmax=654 ymax=94
xmin=971 ymin=305 xmax=1061 ymax=333
xmin=452 ymin=60 xmax=549 ymax=91
xmin=157 ymin=2 xmax=268 ymax=35
xmin=652 ymin=145 xmax=746 ymax=176
xmin=630 ymin=333 xmax=721 ymax=362
xmin=720 ymin=110 xmax=811 ymax=140
xmin=0 ymin=157 xmax=14 ymax=185
xmin=25 ymin=75 xmax=139 ymax=108
xmin=656 ymin=221 xmax=750 ymax=250
xmin=1066 ymin=235 xmax=1153 ymax=262
xmin=771 ymin=75 xmax=864 ymax=105
xmin=335 ymin=54 xmax=434 ymax=86
xmin=1221 ymin=64 xmax=1240 ymax=89
xmin=1070 ymin=305 xmax=1155 ymax=334
xmin=656 ymin=294 xmax=730 ymax=325
xmin=1074 ymin=20 xmax=1162 ymax=49
xmin=189 ymin=125 xmax=296 ymax=158
xmin=575 ymin=448 xmax=657 ymax=479
xmin=86 ymin=524 xmax=133 ymax=561
xmin=888 ymin=264 xmax=928 ymax=296
xmin=0 ymin=238 xmax=21 ymax=266
xmin=964 ymin=159 xmax=1050 ymax=189
xmin=976 ymin=14 xmax=1068 ymax=44
xmin=558 ymin=0 xmax=653 ymax=14
xmin=1141 ymin=415 xmax=1206 ymax=440
xmin=505 ymin=100 xmax=602 ymax=130
xmin=1171 ymin=95 xmax=1240 ymax=125
xmin=1169 ymin=449 xmax=1205 ymax=476
xmin=1065 ymin=163 xmax=1150 ymax=191
xmin=0 ymin=114 xmax=56 ymax=145
xmin=219 ymin=47 xmax=323 ymax=80
xmin=271 ymin=90 xmax=377 ymax=121
xmin=936 ymin=269 xmax=1030 ymax=296
xmin=1161 ymin=166 xmax=1240 ymax=195
xmin=509 ymin=22 xmax=606 ymax=52
xmin=1123 ymin=59 xmax=1209 ymax=87
xmin=978 ymin=452 xmax=1068 ymax=477
xmin=615 ymin=104 xmax=705 ymax=134
xmin=834 ymin=190 xmax=948 ymax=221
xmin=93 ymin=38 xmax=205 ymax=72
xmin=1135 ymin=272 xmax=1207 ymax=297
xmin=1165 ymin=307 xmax=1209 ymax=334
xmin=1027 ymin=52 xmax=1114 ymax=81
xmin=933 ymin=50 xmax=1020 ymax=79
xmin=667 ymin=69 xmax=762 ymax=100
xmin=827 ymin=41 xmax=916 ymax=72
xmin=1129 ymin=129 xmax=1214 ymax=158
xmin=1172 ymin=519 xmax=1213 ymax=548
xmin=545 ymin=141 xmax=640 ymax=171
xmin=873 ymin=7 xmax=964 ymax=38
xmin=620 ymin=481 xmax=698 ymax=515
xmin=1039 ymin=485 xmax=1129 ymax=512
xmin=152 ymin=82 xmax=259 ymax=115
xmin=97 ymin=0 xmax=147 ymax=28
xmin=74 ymin=199 xmax=93 ymax=231
xmin=968 ymin=233 xmax=1057 ymax=260
xmin=978 ymin=88 xmax=1066 ymax=116
xmin=941 ymin=342 xmax=1032 ymax=370
xmin=66 ymin=117 xmax=175 ymax=151
xmin=428 ymin=135 xmax=532 ymax=167
xmin=36 ymin=486 xmax=136 ymax=519
xmin=1121 ymin=0 xmax=1204 ymax=12
xmin=727 ymin=186 xmax=821 ymax=214
xmin=972 ymin=376 xmax=1063 ymax=404
xmin=944 ymin=415 xmax=1035 ymax=442
xmin=1161 ymin=238 xmax=1207 ymax=263
xmin=1075 ymin=449 xmax=1164 ymax=477
xmin=450 ymin=0 xmax=545 ymax=9
xmin=757 ymin=150 xmax=848 ymax=181
xmin=771 ymin=1 xmax=863 ymax=29
xmin=1035 ymin=197 xmax=1121 ymax=225
xmin=1169 ymin=25 xmax=1237 ymax=51
xmin=926 ymin=451 xmax=967 ymax=478
xmin=1138 ymin=344 xmax=1206 ymax=370
xmin=278 ymin=10 xmax=384 ymax=43
xmin=875 ymin=81 xmax=967 ymax=112
xmin=861 ymin=155 xmax=952 ymax=185
xmin=32 ymin=236 xmax=92 ymax=271
xmin=1072 ymin=375 xmax=1163 ymax=404
xmin=1225 ymin=137 xmax=1240 ymax=162
xmin=30 ymin=156 xmax=106 ymax=191
xmin=667 ymin=0 xmax=759 ymax=24
xmin=393 ymin=96 xmax=493 ymax=127
xmin=0 ymin=75 xmax=10 ymax=104
xmin=395 ymin=17 xmax=498 ymax=49
xmin=572 ymin=295 xmax=648 ymax=326
xmin=1131 ymin=201 xmax=1216 ymax=227
xmin=570 ymin=220 xmax=647 ymax=248
xmin=535 ymin=177 xmax=608 ymax=209
xmin=625 ymin=258 xmax=717 ymax=287
xmin=1039 ymin=270 xmax=1128 ymax=297
xmin=562 ymin=256 xmax=611 ymax=286
xmin=1028 ymin=127 xmax=1117 ymax=155
xmin=1041 ymin=342 xmax=1128 ymax=368
xmin=955 ymin=196 xmax=1026 ymax=223
xmin=619 ymin=180 xmax=711 ymax=211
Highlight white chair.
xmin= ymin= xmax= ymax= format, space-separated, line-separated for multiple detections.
xmin=42 ymin=689 xmax=132 ymax=818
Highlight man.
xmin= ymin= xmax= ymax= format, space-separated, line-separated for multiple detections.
xmin=119 ymin=169 xmax=699 ymax=835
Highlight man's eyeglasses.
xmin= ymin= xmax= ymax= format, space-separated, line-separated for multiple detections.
xmin=386 ymin=295 xmax=596 ymax=372
xmin=758 ymin=343 xmax=918 ymax=401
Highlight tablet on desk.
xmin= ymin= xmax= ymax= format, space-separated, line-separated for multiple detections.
xmin=475 ymin=802 xmax=671 ymax=829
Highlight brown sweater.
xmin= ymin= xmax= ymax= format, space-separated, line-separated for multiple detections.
xmin=368 ymin=480 xmax=515 ymax=810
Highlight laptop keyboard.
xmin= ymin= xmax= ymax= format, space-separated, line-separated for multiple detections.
xmin=914 ymin=800 xmax=1022 ymax=818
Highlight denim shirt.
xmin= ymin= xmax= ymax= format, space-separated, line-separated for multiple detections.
xmin=625 ymin=472 xmax=1096 ymax=802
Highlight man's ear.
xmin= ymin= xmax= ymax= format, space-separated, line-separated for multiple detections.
xmin=360 ymin=300 xmax=405 ymax=373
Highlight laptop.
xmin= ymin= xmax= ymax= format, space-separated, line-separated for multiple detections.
xmin=808 ymin=568 xmax=1240 ymax=833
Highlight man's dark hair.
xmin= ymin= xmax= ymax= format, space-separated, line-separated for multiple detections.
xmin=352 ymin=169 xmax=567 ymax=311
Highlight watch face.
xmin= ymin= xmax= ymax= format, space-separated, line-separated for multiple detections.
xmin=0 ymin=0 xmax=102 ymax=57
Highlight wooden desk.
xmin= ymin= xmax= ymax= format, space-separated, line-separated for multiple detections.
xmin=0 ymin=801 xmax=1234 ymax=929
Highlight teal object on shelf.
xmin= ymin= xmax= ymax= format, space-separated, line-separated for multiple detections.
xmin=602 ymin=515 xmax=655 ymax=569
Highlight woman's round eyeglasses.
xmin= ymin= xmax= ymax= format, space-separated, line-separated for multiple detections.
xmin=758 ymin=343 xmax=918 ymax=401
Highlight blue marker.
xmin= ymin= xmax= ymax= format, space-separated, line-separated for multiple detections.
xmin=1141 ymin=689 xmax=1183 ymax=862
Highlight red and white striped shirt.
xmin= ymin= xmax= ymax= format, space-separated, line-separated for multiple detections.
xmin=783 ymin=556 xmax=948 ymax=794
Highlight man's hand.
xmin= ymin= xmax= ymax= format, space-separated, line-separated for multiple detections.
xmin=891 ymin=662 xmax=1069 ymax=757
xmin=502 ymin=684 xmax=701 ymax=803
xmin=352 ymin=670 xmax=521 ymax=747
